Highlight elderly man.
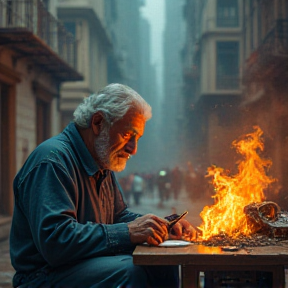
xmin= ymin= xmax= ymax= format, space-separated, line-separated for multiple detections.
xmin=10 ymin=84 xmax=196 ymax=288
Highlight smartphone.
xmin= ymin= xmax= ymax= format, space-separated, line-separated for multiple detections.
xmin=166 ymin=211 xmax=188 ymax=229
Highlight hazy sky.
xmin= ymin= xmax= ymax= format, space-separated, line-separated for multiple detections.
xmin=141 ymin=0 xmax=165 ymax=65
xmin=141 ymin=0 xmax=165 ymax=95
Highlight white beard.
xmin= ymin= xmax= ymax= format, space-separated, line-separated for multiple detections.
xmin=94 ymin=124 xmax=128 ymax=172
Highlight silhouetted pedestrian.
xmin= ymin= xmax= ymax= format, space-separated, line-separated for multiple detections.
xmin=132 ymin=173 xmax=144 ymax=205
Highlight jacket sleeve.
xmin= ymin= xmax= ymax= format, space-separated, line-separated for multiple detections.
xmin=114 ymin=208 xmax=142 ymax=223
xmin=17 ymin=161 xmax=135 ymax=267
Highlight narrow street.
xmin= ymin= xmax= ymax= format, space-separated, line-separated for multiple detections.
xmin=128 ymin=188 xmax=205 ymax=226
xmin=0 ymin=189 xmax=206 ymax=288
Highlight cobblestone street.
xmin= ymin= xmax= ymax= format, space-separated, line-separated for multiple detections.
xmin=0 ymin=189 xmax=204 ymax=288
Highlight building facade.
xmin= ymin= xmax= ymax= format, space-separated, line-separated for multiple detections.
xmin=162 ymin=0 xmax=186 ymax=168
xmin=52 ymin=0 xmax=110 ymax=128
xmin=183 ymin=0 xmax=288 ymax=206
xmin=105 ymin=0 xmax=160 ymax=174
xmin=241 ymin=0 xmax=288 ymax=206
xmin=105 ymin=0 xmax=143 ymax=92
xmin=183 ymin=0 xmax=244 ymax=169
xmin=0 ymin=0 xmax=81 ymax=216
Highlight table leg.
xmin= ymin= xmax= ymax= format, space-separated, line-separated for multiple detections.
xmin=181 ymin=264 xmax=199 ymax=288
xmin=272 ymin=266 xmax=285 ymax=288
xmin=180 ymin=265 xmax=285 ymax=288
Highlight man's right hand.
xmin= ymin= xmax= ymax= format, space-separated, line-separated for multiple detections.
xmin=128 ymin=214 xmax=169 ymax=246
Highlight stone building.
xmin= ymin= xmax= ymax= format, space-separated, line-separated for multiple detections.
xmin=52 ymin=0 xmax=111 ymax=128
xmin=182 ymin=0 xmax=288 ymax=206
xmin=241 ymin=0 xmax=288 ymax=206
xmin=0 ymin=0 xmax=82 ymax=217
xmin=182 ymin=0 xmax=243 ymax=170
xmin=162 ymin=0 xmax=186 ymax=167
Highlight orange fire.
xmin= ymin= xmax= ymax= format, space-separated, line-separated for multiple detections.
xmin=198 ymin=126 xmax=276 ymax=240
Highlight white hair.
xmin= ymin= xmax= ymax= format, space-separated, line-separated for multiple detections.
xmin=73 ymin=83 xmax=152 ymax=128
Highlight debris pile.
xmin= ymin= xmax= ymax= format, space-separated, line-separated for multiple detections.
xmin=196 ymin=201 xmax=288 ymax=248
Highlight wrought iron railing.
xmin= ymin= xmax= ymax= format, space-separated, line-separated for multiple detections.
xmin=258 ymin=19 xmax=288 ymax=62
xmin=243 ymin=19 xmax=288 ymax=84
xmin=0 ymin=0 xmax=77 ymax=70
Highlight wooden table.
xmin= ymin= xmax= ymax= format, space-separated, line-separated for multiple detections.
xmin=133 ymin=243 xmax=288 ymax=288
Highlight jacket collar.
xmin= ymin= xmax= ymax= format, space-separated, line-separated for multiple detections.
xmin=63 ymin=122 xmax=101 ymax=176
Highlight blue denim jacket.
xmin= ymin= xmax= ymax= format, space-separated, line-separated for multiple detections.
xmin=10 ymin=122 xmax=140 ymax=284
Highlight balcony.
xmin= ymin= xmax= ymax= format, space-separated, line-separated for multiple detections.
xmin=0 ymin=0 xmax=82 ymax=81
xmin=244 ymin=19 xmax=288 ymax=85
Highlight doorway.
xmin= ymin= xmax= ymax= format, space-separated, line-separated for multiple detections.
xmin=0 ymin=83 xmax=11 ymax=215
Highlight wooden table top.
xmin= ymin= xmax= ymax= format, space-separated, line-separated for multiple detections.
xmin=133 ymin=242 xmax=288 ymax=266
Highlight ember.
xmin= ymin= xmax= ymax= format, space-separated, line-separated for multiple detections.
xmin=196 ymin=201 xmax=288 ymax=247
xmin=197 ymin=232 xmax=285 ymax=248
xmin=197 ymin=126 xmax=278 ymax=242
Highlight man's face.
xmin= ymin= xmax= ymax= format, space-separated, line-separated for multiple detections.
xmin=94 ymin=110 xmax=146 ymax=172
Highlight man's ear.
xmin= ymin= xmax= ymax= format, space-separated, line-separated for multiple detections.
xmin=91 ymin=112 xmax=104 ymax=136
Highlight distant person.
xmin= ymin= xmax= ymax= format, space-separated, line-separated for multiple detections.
xmin=10 ymin=83 xmax=197 ymax=288
xmin=185 ymin=161 xmax=209 ymax=200
xmin=185 ymin=161 xmax=198 ymax=199
xmin=132 ymin=173 xmax=145 ymax=205
xmin=171 ymin=165 xmax=182 ymax=200
xmin=145 ymin=172 xmax=155 ymax=197
xmin=157 ymin=168 xmax=171 ymax=207
xmin=119 ymin=173 xmax=134 ymax=206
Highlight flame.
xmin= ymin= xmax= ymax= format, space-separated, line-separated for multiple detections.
xmin=198 ymin=126 xmax=276 ymax=240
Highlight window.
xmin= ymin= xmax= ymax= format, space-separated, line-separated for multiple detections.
xmin=62 ymin=21 xmax=77 ymax=68
xmin=257 ymin=4 xmax=262 ymax=43
xmin=0 ymin=83 xmax=10 ymax=214
xmin=36 ymin=98 xmax=51 ymax=145
xmin=63 ymin=21 xmax=76 ymax=37
xmin=216 ymin=41 xmax=239 ymax=90
xmin=217 ymin=0 xmax=239 ymax=27
xmin=6 ymin=0 xmax=13 ymax=25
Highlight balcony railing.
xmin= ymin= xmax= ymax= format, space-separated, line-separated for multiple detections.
xmin=244 ymin=19 xmax=288 ymax=84
xmin=0 ymin=0 xmax=77 ymax=70
xmin=217 ymin=17 xmax=239 ymax=28
xmin=259 ymin=19 xmax=288 ymax=62
xmin=246 ymin=19 xmax=288 ymax=70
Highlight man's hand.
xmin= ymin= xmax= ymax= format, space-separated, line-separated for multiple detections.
xmin=128 ymin=214 xmax=169 ymax=246
xmin=169 ymin=219 xmax=197 ymax=241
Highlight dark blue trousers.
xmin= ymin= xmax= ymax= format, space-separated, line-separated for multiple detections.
xmin=16 ymin=255 xmax=179 ymax=288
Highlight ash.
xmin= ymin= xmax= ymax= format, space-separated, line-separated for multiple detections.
xmin=196 ymin=232 xmax=288 ymax=247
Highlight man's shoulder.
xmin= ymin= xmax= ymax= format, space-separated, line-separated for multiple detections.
xmin=16 ymin=133 xmax=73 ymax=180
xmin=33 ymin=133 xmax=71 ymax=161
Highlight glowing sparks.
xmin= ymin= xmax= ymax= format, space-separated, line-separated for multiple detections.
xmin=198 ymin=126 xmax=276 ymax=240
